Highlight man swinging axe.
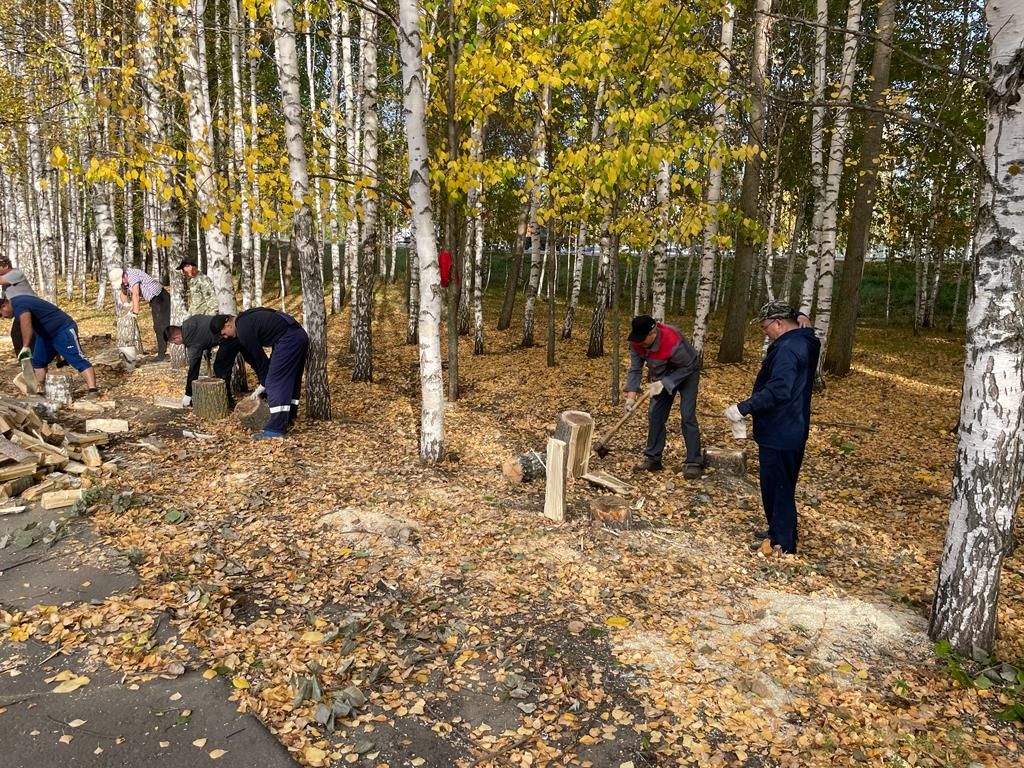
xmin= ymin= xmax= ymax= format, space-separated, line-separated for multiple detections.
xmin=625 ymin=314 xmax=703 ymax=478
xmin=210 ymin=308 xmax=308 ymax=440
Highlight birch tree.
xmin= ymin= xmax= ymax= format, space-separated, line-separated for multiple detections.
xmin=692 ymin=2 xmax=733 ymax=356
xmin=398 ymin=0 xmax=445 ymax=463
xmin=271 ymin=0 xmax=331 ymax=419
xmin=811 ymin=0 xmax=864 ymax=368
xmin=718 ymin=0 xmax=772 ymax=364
xmin=825 ymin=0 xmax=896 ymax=375
xmin=351 ymin=0 xmax=379 ymax=381
xmin=799 ymin=0 xmax=829 ymax=314
xmin=929 ymin=1 xmax=1024 ymax=658
xmin=176 ymin=0 xmax=234 ymax=312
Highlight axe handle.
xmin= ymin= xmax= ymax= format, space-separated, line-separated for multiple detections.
xmin=593 ymin=390 xmax=649 ymax=453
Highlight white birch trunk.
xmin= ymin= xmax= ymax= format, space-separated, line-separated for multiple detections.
xmin=26 ymin=119 xmax=56 ymax=301
xmin=342 ymin=3 xmax=360 ymax=309
xmin=249 ymin=15 xmax=265 ymax=303
xmin=398 ymin=0 xmax=445 ymax=462
xmin=228 ymin=0 xmax=254 ymax=309
xmin=521 ymin=101 xmax=548 ymax=347
xmin=467 ymin=112 xmax=486 ymax=355
xmin=176 ymin=0 xmax=234 ymax=313
xmin=352 ymin=1 xmax=379 ymax=381
xmin=328 ymin=0 xmax=342 ymax=313
xmin=692 ymin=2 xmax=733 ymax=355
xmin=930 ymin=1 xmax=1024 ymax=657
xmin=271 ymin=0 xmax=332 ymax=419
xmin=799 ymin=0 xmax=830 ymax=314
xmin=812 ymin=0 xmax=863 ymax=366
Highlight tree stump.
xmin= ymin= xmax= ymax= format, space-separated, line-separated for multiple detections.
xmin=543 ymin=437 xmax=567 ymax=522
xmin=170 ymin=343 xmax=187 ymax=371
xmin=116 ymin=313 xmax=144 ymax=357
xmin=192 ymin=377 xmax=229 ymax=421
xmin=234 ymin=397 xmax=270 ymax=431
xmin=590 ymin=496 xmax=631 ymax=529
xmin=45 ymin=373 xmax=73 ymax=405
xmin=553 ymin=410 xmax=594 ymax=480
xmin=704 ymin=447 xmax=747 ymax=477
xmin=502 ymin=451 xmax=545 ymax=483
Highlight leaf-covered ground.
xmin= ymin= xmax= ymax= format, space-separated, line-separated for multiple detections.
xmin=4 ymin=291 xmax=1023 ymax=767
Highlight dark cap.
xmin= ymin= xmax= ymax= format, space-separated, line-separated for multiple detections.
xmin=628 ymin=315 xmax=657 ymax=342
xmin=177 ymin=257 xmax=198 ymax=270
xmin=754 ymin=300 xmax=797 ymax=323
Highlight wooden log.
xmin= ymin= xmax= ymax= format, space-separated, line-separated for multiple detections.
xmin=192 ymin=377 xmax=229 ymax=421
xmin=62 ymin=461 xmax=90 ymax=475
xmin=0 ymin=463 xmax=38 ymax=482
xmin=590 ymin=497 xmax=631 ymax=529
xmin=234 ymin=397 xmax=270 ymax=432
xmin=0 ymin=475 xmax=37 ymax=498
xmin=116 ymin=313 xmax=144 ymax=356
xmin=502 ymin=451 xmax=546 ymax=483
xmin=0 ymin=436 xmax=36 ymax=465
xmin=581 ymin=470 xmax=634 ymax=495
xmin=704 ymin=447 xmax=746 ymax=477
xmin=23 ymin=479 xmax=60 ymax=501
xmin=553 ymin=410 xmax=595 ymax=480
xmin=13 ymin=371 xmax=29 ymax=395
xmin=19 ymin=357 xmax=39 ymax=395
xmin=81 ymin=445 xmax=102 ymax=468
xmin=41 ymin=489 xmax=84 ymax=509
xmin=543 ymin=437 xmax=567 ymax=522
xmin=84 ymin=418 xmax=130 ymax=434
xmin=153 ymin=395 xmax=186 ymax=409
xmin=9 ymin=431 xmax=69 ymax=459
xmin=64 ymin=431 xmax=109 ymax=446
xmin=44 ymin=373 xmax=73 ymax=405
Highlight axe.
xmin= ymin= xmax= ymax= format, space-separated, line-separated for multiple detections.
xmin=593 ymin=390 xmax=649 ymax=458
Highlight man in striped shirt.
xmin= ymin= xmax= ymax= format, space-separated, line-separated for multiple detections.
xmin=109 ymin=267 xmax=171 ymax=361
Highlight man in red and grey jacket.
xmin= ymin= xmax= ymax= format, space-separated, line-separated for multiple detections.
xmin=625 ymin=314 xmax=703 ymax=478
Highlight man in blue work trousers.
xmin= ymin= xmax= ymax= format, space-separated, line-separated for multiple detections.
xmin=210 ymin=309 xmax=308 ymax=440
xmin=724 ymin=301 xmax=820 ymax=555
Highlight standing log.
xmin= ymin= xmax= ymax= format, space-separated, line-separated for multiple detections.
xmin=45 ymin=373 xmax=74 ymax=405
xmin=543 ymin=437 xmax=567 ymax=522
xmin=117 ymin=313 xmax=144 ymax=357
xmin=192 ymin=377 xmax=230 ymax=421
xmin=553 ymin=410 xmax=594 ymax=480
xmin=502 ymin=451 xmax=545 ymax=483
xmin=19 ymin=358 xmax=39 ymax=395
xmin=704 ymin=447 xmax=746 ymax=477
xmin=234 ymin=397 xmax=270 ymax=431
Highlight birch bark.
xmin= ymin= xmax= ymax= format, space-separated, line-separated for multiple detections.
xmin=799 ymin=0 xmax=829 ymax=313
xmin=271 ymin=0 xmax=332 ymax=419
xmin=930 ymin=0 xmax=1024 ymax=657
xmin=398 ymin=0 xmax=445 ymax=462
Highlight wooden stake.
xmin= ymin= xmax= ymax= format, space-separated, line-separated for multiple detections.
xmin=543 ymin=437 xmax=567 ymax=522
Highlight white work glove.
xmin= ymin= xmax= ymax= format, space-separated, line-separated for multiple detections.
xmin=181 ymin=395 xmax=192 ymax=407
xmin=17 ymin=347 xmax=31 ymax=361
xmin=723 ymin=404 xmax=747 ymax=440
xmin=624 ymin=395 xmax=637 ymax=413
xmin=249 ymin=385 xmax=266 ymax=400
xmin=648 ymin=380 xmax=665 ymax=397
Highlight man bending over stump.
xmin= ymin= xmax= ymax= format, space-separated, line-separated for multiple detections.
xmin=164 ymin=314 xmax=239 ymax=409
xmin=210 ymin=308 xmax=308 ymax=440
xmin=0 ymin=296 xmax=97 ymax=394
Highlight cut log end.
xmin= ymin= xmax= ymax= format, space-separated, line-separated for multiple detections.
xmin=590 ymin=496 xmax=631 ymax=529
xmin=192 ymin=377 xmax=230 ymax=421
xmin=502 ymin=452 xmax=545 ymax=483
xmin=704 ymin=447 xmax=747 ymax=477
xmin=234 ymin=397 xmax=270 ymax=432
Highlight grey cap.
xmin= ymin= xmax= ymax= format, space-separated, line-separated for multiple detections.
xmin=754 ymin=300 xmax=797 ymax=323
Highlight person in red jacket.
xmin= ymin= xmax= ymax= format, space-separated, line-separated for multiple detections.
xmin=625 ymin=315 xmax=703 ymax=478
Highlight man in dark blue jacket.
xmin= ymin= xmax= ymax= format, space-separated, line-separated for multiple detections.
xmin=724 ymin=301 xmax=820 ymax=554
xmin=210 ymin=309 xmax=308 ymax=439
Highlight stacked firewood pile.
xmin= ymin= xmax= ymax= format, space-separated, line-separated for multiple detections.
xmin=0 ymin=396 xmax=112 ymax=509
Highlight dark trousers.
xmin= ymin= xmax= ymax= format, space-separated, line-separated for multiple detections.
xmin=264 ymin=326 xmax=309 ymax=433
xmin=150 ymin=290 xmax=171 ymax=356
xmin=758 ymin=445 xmax=805 ymax=554
xmin=11 ymin=318 xmax=22 ymax=352
xmin=644 ymin=370 xmax=702 ymax=465
xmin=186 ymin=340 xmax=239 ymax=405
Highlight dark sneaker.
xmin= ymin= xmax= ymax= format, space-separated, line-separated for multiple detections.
xmin=682 ymin=463 xmax=703 ymax=480
xmin=252 ymin=430 xmax=285 ymax=441
xmin=753 ymin=528 xmax=770 ymax=540
xmin=634 ymin=458 xmax=663 ymax=472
